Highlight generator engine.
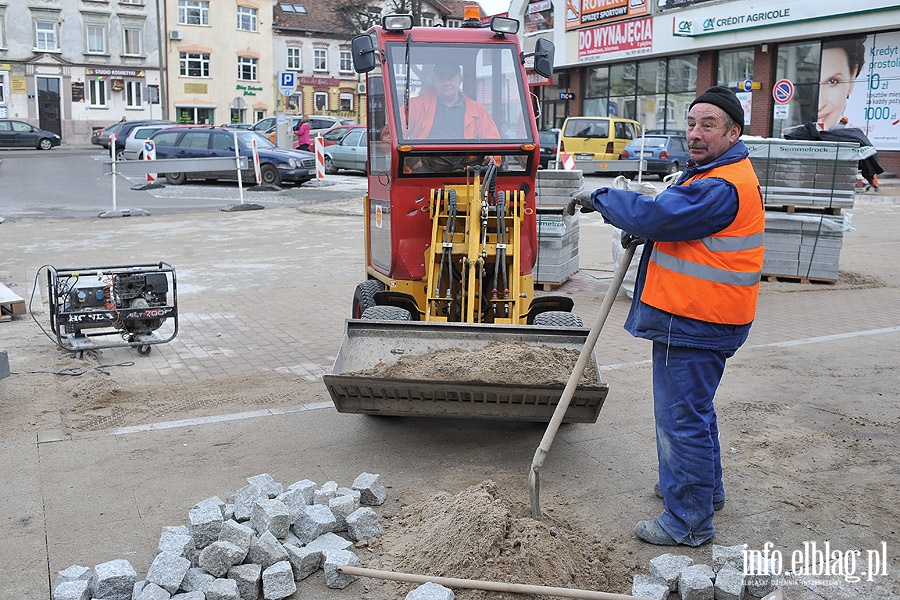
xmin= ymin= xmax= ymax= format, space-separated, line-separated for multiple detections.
xmin=47 ymin=262 xmax=178 ymax=355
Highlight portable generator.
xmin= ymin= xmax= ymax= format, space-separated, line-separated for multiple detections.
xmin=47 ymin=262 xmax=178 ymax=356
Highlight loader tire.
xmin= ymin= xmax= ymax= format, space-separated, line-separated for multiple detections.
xmin=533 ymin=311 xmax=584 ymax=327
xmin=361 ymin=306 xmax=411 ymax=321
xmin=352 ymin=280 xmax=384 ymax=318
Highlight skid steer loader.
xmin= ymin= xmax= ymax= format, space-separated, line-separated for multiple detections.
xmin=323 ymin=9 xmax=609 ymax=422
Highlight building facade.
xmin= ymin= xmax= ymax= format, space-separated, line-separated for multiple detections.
xmin=0 ymin=0 xmax=162 ymax=144
xmin=511 ymin=0 xmax=900 ymax=173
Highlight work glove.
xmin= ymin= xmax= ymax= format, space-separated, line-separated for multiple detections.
xmin=621 ymin=232 xmax=646 ymax=249
xmin=565 ymin=189 xmax=596 ymax=216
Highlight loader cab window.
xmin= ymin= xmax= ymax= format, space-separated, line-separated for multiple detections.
xmin=388 ymin=42 xmax=532 ymax=146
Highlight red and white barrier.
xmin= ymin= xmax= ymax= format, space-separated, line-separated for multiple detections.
xmin=558 ymin=152 xmax=576 ymax=171
xmin=143 ymin=140 xmax=157 ymax=183
xmin=251 ymin=138 xmax=261 ymax=184
xmin=315 ymin=136 xmax=325 ymax=180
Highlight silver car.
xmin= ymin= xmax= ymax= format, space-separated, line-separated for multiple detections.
xmin=122 ymin=123 xmax=180 ymax=160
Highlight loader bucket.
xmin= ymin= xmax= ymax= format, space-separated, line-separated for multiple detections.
xmin=323 ymin=320 xmax=608 ymax=423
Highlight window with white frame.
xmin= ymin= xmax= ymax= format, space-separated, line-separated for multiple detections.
xmin=238 ymin=56 xmax=257 ymax=81
xmin=35 ymin=20 xmax=59 ymax=51
xmin=287 ymin=47 xmax=301 ymax=70
xmin=123 ymin=27 xmax=142 ymax=55
xmin=86 ymin=24 xmax=107 ymax=54
xmin=446 ymin=19 xmax=461 ymax=27
xmin=237 ymin=6 xmax=257 ymax=32
xmin=314 ymin=91 xmax=328 ymax=111
xmin=125 ymin=81 xmax=142 ymax=108
xmin=179 ymin=1 xmax=209 ymax=26
xmin=0 ymin=8 xmax=5 ymax=48
xmin=314 ymin=49 xmax=327 ymax=72
xmin=421 ymin=16 xmax=433 ymax=26
xmin=180 ymin=52 xmax=210 ymax=77
xmin=88 ymin=78 xmax=107 ymax=107
xmin=254 ymin=109 xmax=265 ymax=122
xmin=287 ymin=92 xmax=301 ymax=112
xmin=339 ymin=93 xmax=353 ymax=112
xmin=339 ymin=50 xmax=352 ymax=73
xmin=120 ymin=0 xmax=143 ymax=4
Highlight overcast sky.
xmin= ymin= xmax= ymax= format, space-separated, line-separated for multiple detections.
xmin=480 ymin=0 xmax=511 ymax=16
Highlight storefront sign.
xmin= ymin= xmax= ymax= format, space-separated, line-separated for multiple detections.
xmin=844 ymin=30 xmax=900 ymax=150
xmin=658 ymin=0 xmax=716 ymax=11
xmin=11 ymin=76 xmax=27 ymax=93
xmin=86 ymin=68 xmax=145 ymax=78
xmin=566 ymin=0 xmax=649 ymax=32
xmin=297 ymin=76 xmax=339 ymax=87
xmin=71 ymin=81 xmax=85 ymax=103
xmin=577 ymin=16 xmax=653 ymax=62
xmin=184 ymin=83 xmax=208 ymax=94
xmin=236 ymin=84 xmax=263 ymax=96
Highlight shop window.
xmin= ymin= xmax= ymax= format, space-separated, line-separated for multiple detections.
xmin=772 ymin=41 xmax=821 ymax=136
xmin=717 ymin=49 xmax=755 ymax=87
xmin=125 ymin=81 xmax=142 ymax=108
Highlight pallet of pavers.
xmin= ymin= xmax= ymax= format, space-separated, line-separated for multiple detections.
xmin=535 ymin=207 xmax=580 ymax=289
xmin=535 ymin=169 xmax=583 ymax=207
xmin=744 ymin=137 xmax=860 ymax=211
xmin=762 ymin=213 xmax=846 ymax=282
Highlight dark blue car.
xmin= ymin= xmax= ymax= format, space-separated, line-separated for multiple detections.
xmin=148 ymin=127 xmax=315 ymax=187
xmin=621 ymin=135 xmax=690 ymax=180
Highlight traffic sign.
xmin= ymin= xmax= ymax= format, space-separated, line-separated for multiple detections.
xmin=559 ymin=92 xmax=575 ymax=100
xmin=773 ymin=79 xmax=794 ymax=104
xmin=741 ymin=79 xmax=753 ymax=92
xmin=279 ymin=71 xmax=297 ymax=97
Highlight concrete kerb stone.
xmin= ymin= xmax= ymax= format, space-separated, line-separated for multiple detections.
xmin=649 ymin=553 xmax=693 ymax=591
xmin=406 ymin=581 xmax=456 ymax=600
xmin=51 ymin=579 xmax=91 ymax=600
xmin=714 ymin=565 xmax=746 ymax=600
xmin=352 ymin=472 xmax=387 ymax=506
xmin=145 ymin=550 xmax=191 ymax=593
xmin=323 ymin=548 xmax=360 ymax=589
xmin=90 ymin=558 xmax=138 ymax=600
xmin=677 ymin=564 xmax=714 ymax=600
xmin=227 ymin=563 xmax=261 ymax=600
xmin=261 ymin=560 xmax=297 ymax=600
xmin=631 ymin=573 xmax=669 ymax=600
xmin=205 ymin=577 xmax=241 ymax=600
xmin=346 ymin=506 xmax=385 ymax=541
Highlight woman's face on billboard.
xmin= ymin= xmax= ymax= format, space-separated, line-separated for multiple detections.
xmin=818 ymin=46 xmax=857 ymax=129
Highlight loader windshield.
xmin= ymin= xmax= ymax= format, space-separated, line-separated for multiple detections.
xmin=388 ymin=42 xmax=532 ymax=146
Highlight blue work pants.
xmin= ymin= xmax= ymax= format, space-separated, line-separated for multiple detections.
xmin=652 ymin=342 xmax=730 ymax=546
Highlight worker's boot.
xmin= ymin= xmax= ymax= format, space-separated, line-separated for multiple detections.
xmin=634 ymin=518 xmax=679 ymax=546
xmin=655 ymin=481 xmax=725 ymax=511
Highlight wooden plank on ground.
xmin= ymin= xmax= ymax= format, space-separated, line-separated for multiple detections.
xmin=0 ymin=282 xmax=26 ymax=317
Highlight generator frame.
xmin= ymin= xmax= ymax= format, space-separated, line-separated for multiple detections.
xmin=47 ymin=262 xmax=178 ymax=356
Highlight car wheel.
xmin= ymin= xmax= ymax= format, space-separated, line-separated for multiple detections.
xmin=38 ymin=138 xmax=54 ymax=151
xmin=165 ymin=172 xmax=187 ymax=185
xmin=115 ymin=148 xmax=126 ymax=161
xmin=661 ymin=162 xmax=679 ymax=180
xmin=324 ymin=156 xmax=338 ymax=175
xmin=622 ymin=172 xmax=637 ymax=180
xmin=260 ymin=164 xmax=282 ymax=186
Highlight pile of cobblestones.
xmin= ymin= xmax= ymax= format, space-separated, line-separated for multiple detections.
xmin=52 ymin=472 xmax=388 ymax=600
xmin=632 ymin=544 xmax=783 ymax=600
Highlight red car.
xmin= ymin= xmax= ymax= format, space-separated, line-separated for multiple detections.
xmin=320 ymin=124 xmax=365 ymax=147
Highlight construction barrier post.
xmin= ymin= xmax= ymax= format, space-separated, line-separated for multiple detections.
xmin=143 ymin=140 xmax=157 ymax=184
xmin=315 ymin=136 xmax=325 ymax=180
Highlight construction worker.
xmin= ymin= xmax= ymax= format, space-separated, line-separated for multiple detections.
xmin=568 ymin=86 xmax=765 ymax=546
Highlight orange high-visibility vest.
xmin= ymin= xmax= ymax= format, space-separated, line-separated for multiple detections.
xmin=641 ymin=159 xmax=765 ymax=325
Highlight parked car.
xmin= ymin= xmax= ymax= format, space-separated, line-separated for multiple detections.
xmin=107 ymin=120 xmax=173 ymax=160
xmin=620 ymin=134 xmax=691 ymax=180
xmin=93 ymin=121 xmax=127 ymax=149
xmin=148 ymin=127 xmax=316 ymax=187
xmin=538 ymin=129 xmax=559 ymax=169
xmin=324 ymin=127 xmax=368 ymax=174
xmin=122 ymin=123 xmax=183 ymax=160
xmin=321 ymin=124 xmax=364 ymax=147
xmin=258 ymin=115 xmax=357 ymax=145
xmin=222 ymin=123 xmax=253 ymax=129
xmin=559 ymin=116 xmax=641 ymax=161
xmin=0 ymin=119 xmax=61 ymax=150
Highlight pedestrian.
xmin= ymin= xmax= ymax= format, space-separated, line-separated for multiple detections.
xmin=567 ymin=86 xmax=765 ymax=547
xmin=294 ymin=115 xmax=311 ymax=151
xmin=119 ymin=116 xmax=127 ymax=122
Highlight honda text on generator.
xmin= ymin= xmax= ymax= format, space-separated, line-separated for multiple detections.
xmin=323 ymin=10 xmax=611 ymax=423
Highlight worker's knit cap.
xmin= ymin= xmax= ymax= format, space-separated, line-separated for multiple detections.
xmin=690 ymin=86 xmax=744 ymax=134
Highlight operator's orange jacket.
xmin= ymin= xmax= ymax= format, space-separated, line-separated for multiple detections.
xmin=401 ymin=87 xmax=500 ymax=140
xmin=642 ymin=159 xmax=765 ymax=325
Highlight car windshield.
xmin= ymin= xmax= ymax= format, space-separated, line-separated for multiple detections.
xmin=539 ymin=131 xmax=557 ymax=145
xmin=235 ymin=131 xmax=277 ymax=150
xmin=386 ymin=42 xmax=531 ymax=144
xmin=564 ymin=119 xmax=609 ymax=138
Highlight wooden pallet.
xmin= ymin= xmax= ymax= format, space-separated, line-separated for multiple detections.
xmin=537 ymin=272 xmax=578 ymax=291
xmin=764 ymin=204 xmax=843 ymax=216
xmin=0 ymin=282 xmax=26 ymax=319
xmin=762 ymin=274 xmax=837 ymax=285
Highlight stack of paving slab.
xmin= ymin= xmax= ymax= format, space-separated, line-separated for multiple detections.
xmin=534 ymin=169 xmax=583 ymax=287
xmin=51 ymin=472 xmax=387 ymax=600
xmin=745 ymin=137 xmax=860 ymax=281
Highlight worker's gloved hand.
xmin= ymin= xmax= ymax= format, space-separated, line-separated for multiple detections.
xmin=621 ymin=232 xmax=646 ymax=249
xmin=565 ymin=189 xmax=596 ymax=216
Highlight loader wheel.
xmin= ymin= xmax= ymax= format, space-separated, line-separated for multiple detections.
xmin=352 ymin=280 xmax=384 ymax=318
xmin=361 ymin=306 xmax=411 ymax=321
xmin=533 ymin=311 xmax=584 ymax=327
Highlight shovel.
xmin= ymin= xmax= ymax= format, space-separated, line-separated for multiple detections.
xmin=529 ymin=238 xmax=640 ymax=519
